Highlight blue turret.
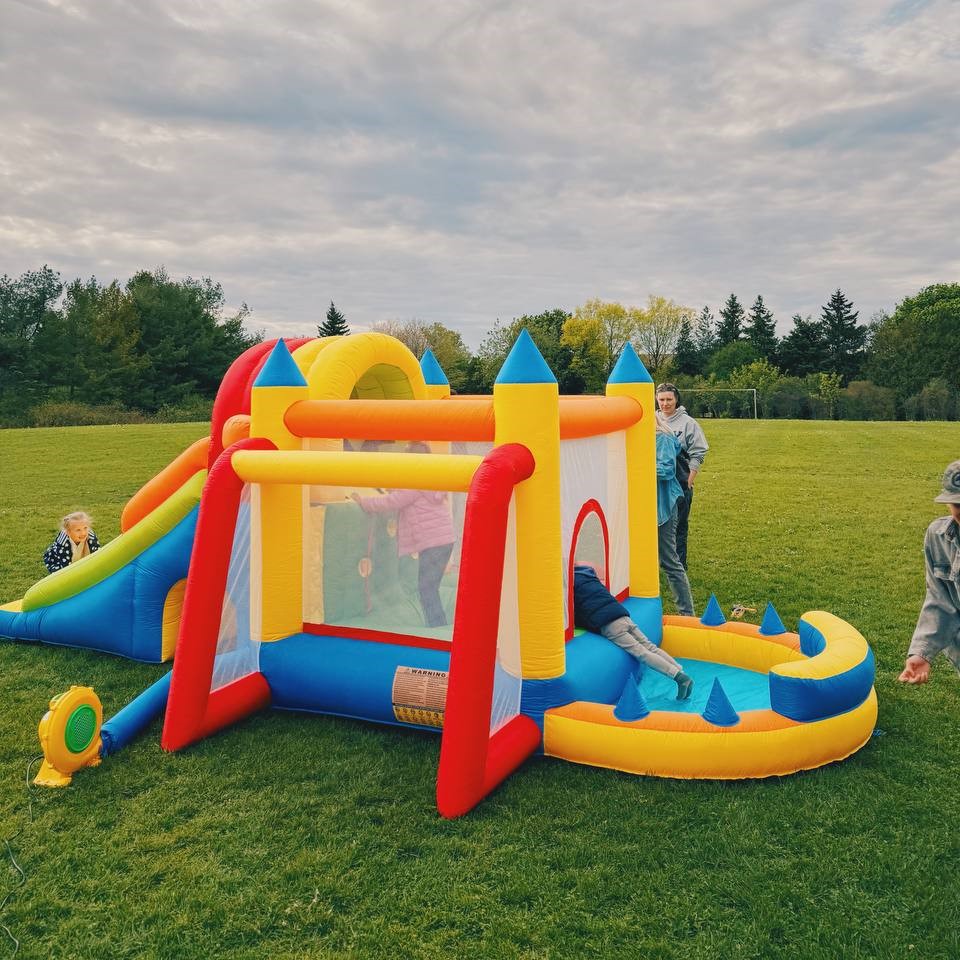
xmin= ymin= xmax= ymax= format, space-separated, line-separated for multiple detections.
xmin=495 ymin=329 xmax=556 ymax=385
xmin=420 ymin=349 xmax=449 ymax=387
xmin=607 ymin=342 xmax=653 ymax=385
xmin=254 ymin=339 xmax=308 ymax=388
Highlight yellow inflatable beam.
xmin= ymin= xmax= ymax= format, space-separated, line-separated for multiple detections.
xmin=231 ymin=450 xmax=484 ymax=493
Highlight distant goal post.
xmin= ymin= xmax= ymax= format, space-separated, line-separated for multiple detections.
xmin=679 ymin=388 xmax=758 ymax=419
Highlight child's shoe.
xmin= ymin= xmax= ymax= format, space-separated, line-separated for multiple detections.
xmin=675 ymin=672 xmax=694 ymax=701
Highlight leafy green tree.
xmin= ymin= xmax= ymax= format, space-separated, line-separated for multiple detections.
xmin=838 ymin=381 xmax=897 ymax=421
xmin=766 ymin=376 xmax=815 ymax=419
xmin=477 ymin=309 xmax=580 ymax=392
xmin=779 ymin=313 xmax=827 ymax=377
xmin=0 ymin=266 xmax=63 ymax=408
xmin=318 ymin=301 xmax=350 ymax=337
xmin=84 ymin=280 xmax=150 ymax=405
xmin=745 ymin=295 xmax=777 ymax=361
xmin=867 ymin=284 xmax=960 ymax=403
xmin=633 ymin=296 xmax=691 ymax=376
xmin=716 ymin=294 xmax=745 ymax=346
xmin=913 ymin=377 xmax=956 ymax=420
xmin=372 ymin=318 xmax=472 ymax=391
xmin=817 ymin=371 xmax=843 ymax=419
xmin=728 ymin=358 xmax=782 ymax=416
xmin=562 ymin=299 xmax=636 ymax=387
xmin=673 ymin=314 xmax=699 ymax=375
xmin=693 ymin=305 xmax=717 ymax=366
xmin=706 ymin=340 xmax=757 ymax=380
xmin=124 ymin=268 xmax=259 ymax=411
xmin=820 ymin=288 xmax=865 ymax=383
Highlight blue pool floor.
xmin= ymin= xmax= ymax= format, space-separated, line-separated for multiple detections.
xmin=639 ymin=658 xmax=771 ymax=714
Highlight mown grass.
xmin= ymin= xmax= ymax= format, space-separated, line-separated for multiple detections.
xmin=2 ymin=420 xmax=960 ymax=960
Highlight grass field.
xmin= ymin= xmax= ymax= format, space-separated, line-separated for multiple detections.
xmin=2 ymin=420 xmax=960 ymax=960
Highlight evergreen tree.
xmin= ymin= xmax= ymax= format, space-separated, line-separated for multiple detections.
xmin=820 ymin=288 xmax=865 ymax=383
xmin=745 ymin=294 xmax=778 ymax=361
xmin=693 ymin=305 xmax=717 ymax=364
xmin=779 ymin=313 xmax=827 ymax=377
xmin=716 ymin=294 xmax=745 ymax=346
xmin=318 ymin=301 xmax=350 ymax=337
xmin=673 ymin=313 xmax=699 ymax=375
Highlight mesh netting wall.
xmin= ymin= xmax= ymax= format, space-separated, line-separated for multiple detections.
xmin=302 ymin=442 xmax=485 ymax=642
xmin=491 ymin=496 xmax=522 ymax=734
xmin=211 ymin=484 xmax=261 ymax=693
xmin=560 ymin=432 xmax=630 ymax=619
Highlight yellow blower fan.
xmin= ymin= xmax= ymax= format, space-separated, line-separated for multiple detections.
xmin=35 ymin=686 xmax=103 ymax=787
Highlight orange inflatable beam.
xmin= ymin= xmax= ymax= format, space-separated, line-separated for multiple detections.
xmin=559 ymin=395 xmax=641 ymax=439
xmin=285 ymin=399 xmax=495 ymax=441
xmin=120 ymin=437 xmax=210 ymax=533
xmin=283 ymin=396 xmax=641 ymax=442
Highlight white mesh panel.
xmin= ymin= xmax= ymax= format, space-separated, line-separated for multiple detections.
xmin=606 ymin=431 xmax=629 ymax=598
xmin=301 ymin=445 xmax=469 ymax=641
xmin=560 ymin=431 xmax=630 ymax=608
xmin=490 ymin=497 xmax=522 ymax=734
xmin=212 ymin=484 xmax=261 ymax=692
xmin=560 ymin=435 xmax=608 ymax=625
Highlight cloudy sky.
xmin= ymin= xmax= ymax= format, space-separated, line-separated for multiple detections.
xmin=2 ymin=0 xmax=958 ymax=346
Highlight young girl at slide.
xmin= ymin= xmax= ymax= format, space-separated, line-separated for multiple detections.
xmin=350 ymin=442 xmax=456 ymax=628
xmin=42 ymin=511 xmax=101 ymax=574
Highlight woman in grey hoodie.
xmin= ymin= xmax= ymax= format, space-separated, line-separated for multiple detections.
xmin=655 ymin=384 xmax=708 ymax=569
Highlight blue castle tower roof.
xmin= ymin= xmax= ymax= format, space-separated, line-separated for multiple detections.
xmin=254 ymin=339 xmax=308 ymax=388
xmin=607 ymin=342 xmax=653 ymax=385
xmin=495 ymin=329 xmax=556 ymax=385
xmin=420 ymin=349 xmax=449 ymax=386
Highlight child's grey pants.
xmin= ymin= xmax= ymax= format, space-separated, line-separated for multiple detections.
xmin=600 ymin=616 xmax=682 ymax=678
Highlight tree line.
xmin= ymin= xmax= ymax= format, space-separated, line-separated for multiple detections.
xmin=375 ymin=286 xmax=960 ymax=422
xmin=1 ymin=265 xmax=957 ymax=426
xmin=0 ymin=266 xmax=261 ymax=426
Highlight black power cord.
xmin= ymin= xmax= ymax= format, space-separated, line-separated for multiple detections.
xmin=1 ymin=756 xmax=43 ymax=959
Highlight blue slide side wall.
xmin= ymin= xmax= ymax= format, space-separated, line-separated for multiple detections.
xmin=0 ymin=508 xmax=198 ymax=663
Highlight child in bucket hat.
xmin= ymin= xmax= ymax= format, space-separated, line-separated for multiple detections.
xmin=898 ymin=461 xmax=960 ymax=684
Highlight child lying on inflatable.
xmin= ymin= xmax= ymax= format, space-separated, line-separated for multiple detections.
xmin=573 ymin=562 xmax=693 ymax=700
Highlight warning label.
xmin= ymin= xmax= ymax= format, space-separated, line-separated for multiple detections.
xmin=392 ymin=666 xmax=449 ymax=728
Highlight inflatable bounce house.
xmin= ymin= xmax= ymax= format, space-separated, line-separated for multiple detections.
xmin=0 ymin=331 xmax=878 ymax=816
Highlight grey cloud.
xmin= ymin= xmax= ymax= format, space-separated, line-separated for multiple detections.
xmin=1 ymin=0 xmax=958 ymax=348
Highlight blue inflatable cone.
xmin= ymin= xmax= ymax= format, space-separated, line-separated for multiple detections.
xmin=613 ymin=677 xmax=650 ymax=722
xmin=701 ymin=594 xmax=726 ymax=626
xmin=758 ymin=602 xmax=787 ymax=636
xmin=702 ymin=678 xmax=740 ymax=727
xmin=799 ymin=620 xmax=826 ymax=657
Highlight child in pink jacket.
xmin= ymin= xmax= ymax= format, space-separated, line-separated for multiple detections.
xmin=351 ymin=443 xmax=456 ymax=627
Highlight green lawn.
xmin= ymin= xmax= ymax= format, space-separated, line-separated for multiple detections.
xmin=2 ymin=420 xmax=960 ymax=959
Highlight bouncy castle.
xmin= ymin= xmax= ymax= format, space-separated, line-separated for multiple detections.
xmin=1 ymin=332 xmax=877 ymax=816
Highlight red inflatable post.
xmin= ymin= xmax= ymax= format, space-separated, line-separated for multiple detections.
xmin=436 ymin=443 xmax=541 ymax=818
xmin=162 ymin=437 xmax=277 ymax=752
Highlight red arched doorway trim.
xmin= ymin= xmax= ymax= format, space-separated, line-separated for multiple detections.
xmin=566 ymin=499 xmax=611 ymax=641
